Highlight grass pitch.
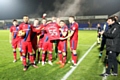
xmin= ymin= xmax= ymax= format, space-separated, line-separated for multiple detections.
xmin=0 ymin=30 xmax=119 ymax=80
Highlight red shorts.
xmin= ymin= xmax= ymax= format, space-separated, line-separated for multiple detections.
xmin=70 ymin=39 xmax=78 ymax=50
xmin=42 ymin=40 xmax=53 ymax=52
xmin=38 ymin=40 xmax=44 ymax=49
xmin=21 ymin=41 xmax=32 ymax=53
xmin=58 ymin=40 xmax=67 ymax=52
xmin=38 ymin=42 xmax=43 ymax=49
xmin=12 ymin=38 xmax=21 ymax=49
xmin=38 ymin=36 xmax=44 ymax=49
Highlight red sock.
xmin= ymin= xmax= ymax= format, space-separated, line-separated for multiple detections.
xmin=38 ymin=51 xmax=40 ymax=61
xmin=13 ymin=51 xmax=17 ymax=60
xmin=48 ymin=53 xmax=52 ymax=61
xmin=22 ymin=56 xmax=27 ymax=66
xmin=42 ymin=53 xmax=45 ymax=62
xmin=62 ymin=56 xmax=67 ymax=64
xmin=30 ymin=54 xmax=34 ymax=64
xmin=58 ymin=52 xmax=62 ymax=62
xmin=73 ymin=54 xmax=77 ymax=64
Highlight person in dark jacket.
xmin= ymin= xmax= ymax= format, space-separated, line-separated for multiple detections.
xmin=99 ymin=16 xmax=120 ymax=76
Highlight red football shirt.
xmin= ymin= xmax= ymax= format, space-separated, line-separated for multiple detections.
xmin=19 ymin=23 xmax=33 ymax=42
xmin=10 ymin=25 xmax=20 ymax=40
xmin=44 ymin=22 xmax=60 ymax=41
xmin=38 ymin=24 xmax=47 ymax=42
xmin=70 ymin=22 xmax=78 ymax=40
xmin=60 ymin=25 xmax=68 ymax=38
xmin=38 ymin=24 xmax=46 ymax=35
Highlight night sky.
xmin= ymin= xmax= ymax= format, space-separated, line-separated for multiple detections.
xmin=0 ymin=0 xmax=120 ymax=20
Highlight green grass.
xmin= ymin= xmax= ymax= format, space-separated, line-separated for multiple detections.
xmin=0 ymin=30 xmax=119 ymax=80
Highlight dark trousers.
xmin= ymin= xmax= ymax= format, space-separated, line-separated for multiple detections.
xmin=106 ymin=51 xmax=118 ymax=74
xmin=100 ymin=38 xmax=106 ymax=52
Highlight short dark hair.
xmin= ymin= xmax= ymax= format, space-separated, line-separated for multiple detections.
xmin=69 ymin=16 xmax=75 ymax=18
xmin=108 ymin=16 xmax=117 ymax=22
xmin=42 ymin=18 xmax=47 ymax=21
xmin=69 ymin=16 xmax=75 ymax=20
xmin=60 ymin=20 xmax=65 ymax=23
xmin=114 ymin=15 xmax=118 ymax=18
xmin=35 ymin=18 xmax=39 ymax=20
xmin=13 ymin=19 xmax=17 ymax=22
xmin=34 ymin=18 xmax=40 ymax=23
xmin=23 ymin=15 xmax=28 ymax=18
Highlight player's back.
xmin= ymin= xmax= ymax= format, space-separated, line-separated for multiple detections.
xmin=44 ymin=22 xmax=60 ymax=41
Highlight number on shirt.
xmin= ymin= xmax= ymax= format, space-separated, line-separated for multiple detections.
xmin=49 ymin=28 xmax=58 ymax=36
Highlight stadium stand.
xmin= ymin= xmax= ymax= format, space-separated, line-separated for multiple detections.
xmin=0 ymin=15 xmax=110 ymax=30
xmin=0 ymin=21 xmax=5 ymax=29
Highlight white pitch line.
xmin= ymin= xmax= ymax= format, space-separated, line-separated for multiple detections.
xmin=102 ymin=67 xmax=107 ymax=80
xmin=61 ymin=42 xmax=97 ymax=80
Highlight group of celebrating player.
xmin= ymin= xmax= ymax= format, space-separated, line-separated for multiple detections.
xmin=9 ymin=14 xmax=78 ymax=71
